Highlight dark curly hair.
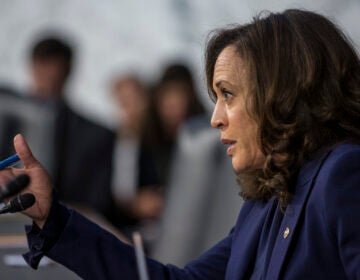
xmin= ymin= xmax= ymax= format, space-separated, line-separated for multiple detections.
xmin=205 ymin=9 xmax=360 ymax=207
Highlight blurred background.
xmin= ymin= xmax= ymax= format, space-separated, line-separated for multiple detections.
xmin=1 ymin=0 xmax=359 ymax=127
xmin=0 ymin=0 xmax=359 ymax=278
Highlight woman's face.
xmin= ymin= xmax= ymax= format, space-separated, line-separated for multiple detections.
xmin=211 ymin=45 xmax=265 ymax=173
xmin=113 ymin=80 xmax=147 ymax=131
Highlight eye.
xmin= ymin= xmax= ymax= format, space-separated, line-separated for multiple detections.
xmin=221 ymin=88 xmax=234 ymax=101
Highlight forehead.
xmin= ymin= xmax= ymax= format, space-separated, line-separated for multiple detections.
xmin=213 ymin=45 xmax=246 ymax=88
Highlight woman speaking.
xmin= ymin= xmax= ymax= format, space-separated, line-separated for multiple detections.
xmin=1 ymin=9 xmax=360 ymax=279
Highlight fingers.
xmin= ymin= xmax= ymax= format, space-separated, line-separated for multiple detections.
xmin=13 ymin=134 xmax=40 ymax=169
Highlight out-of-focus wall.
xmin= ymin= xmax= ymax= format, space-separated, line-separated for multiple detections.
xmin=0 ymin=0 xmax=359 ymax=127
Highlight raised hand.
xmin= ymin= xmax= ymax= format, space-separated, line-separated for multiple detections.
xmin=0 ymin=134 xmax=53 ymax=228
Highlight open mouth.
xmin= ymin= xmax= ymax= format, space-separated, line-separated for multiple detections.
xmin=221 ymin=139 xmax=236 ymax=156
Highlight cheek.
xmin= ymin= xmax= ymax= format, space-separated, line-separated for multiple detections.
xmin=231 ymin=113 xmax=264 ymax=170
xmin=232 ymin=143 xmax=264 ymax=172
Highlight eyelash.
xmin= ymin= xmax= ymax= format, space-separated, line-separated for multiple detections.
xmin=220 ymin=88 xmax=233 ymax=100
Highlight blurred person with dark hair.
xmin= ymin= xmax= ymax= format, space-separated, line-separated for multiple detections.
xmin=109 ymin=74 xmax=162 ymax=238
xmin=1 ymin=9 xmax=360 ymax=279
xmin=27 ymin=35 xmax=115 ymax=217
xmin=29 ymin=37 xmax=72 ymax=99
xmin=147 ymin=63 xmax=206 ymax=185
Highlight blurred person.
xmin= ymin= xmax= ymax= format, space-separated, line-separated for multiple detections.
xmin=29 ymin=37 xmax=72 ymax=100
xmin=1 ymin=9 xmax=360 ymax=279
xmin=26 ymin=36 xmax=115 ymax=217
xmin=151 ymin=114 xmax=242 ymax=266
xmin=109 ymin=75 xmax=162 ymax=237
xmin=148 ymin=63 xmax=206 ymax=185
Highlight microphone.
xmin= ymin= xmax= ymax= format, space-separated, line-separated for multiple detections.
xmin=0 ymin=174 xmax=30 ymax=202
xmin=0 ymin=193 xmax=36 ymax=214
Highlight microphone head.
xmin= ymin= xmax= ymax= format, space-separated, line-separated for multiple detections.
xmin=0 ymin=174 xmax=30 ymax=200
xmin=10 ymin=193 xmax=36 ymax=212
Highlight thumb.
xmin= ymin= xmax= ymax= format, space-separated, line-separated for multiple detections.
xmin=13 ymin=134 xmax=40 ymax=169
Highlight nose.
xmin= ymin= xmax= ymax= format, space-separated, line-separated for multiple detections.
xmin=211 ymin=101 xmax=227 ymax=129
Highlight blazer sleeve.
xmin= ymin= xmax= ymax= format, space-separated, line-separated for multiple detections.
xmin=321 ymin=146 xmax=360 ymax=279
xmin=28 ymin=206 xmax=234 ymax=280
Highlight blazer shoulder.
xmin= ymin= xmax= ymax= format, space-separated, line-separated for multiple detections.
xmin=310 ymin=142 xmax=360 ymax=210
xmin=319 ymin=143 xmax=360 ymax=177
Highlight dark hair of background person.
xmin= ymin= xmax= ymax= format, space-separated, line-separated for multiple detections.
xmin=205 ymin=9 xmax=360 ymax=207
xmin=31 ymin=37 xmax=73 ymax=82
xmin=159 ymin=64 xmax=205 ymax=117
xmin=146 ymin=63 xmax=206 ymax=146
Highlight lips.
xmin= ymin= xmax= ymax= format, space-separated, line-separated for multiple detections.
xmin=221 ymin=139 xmax=236 ymax=156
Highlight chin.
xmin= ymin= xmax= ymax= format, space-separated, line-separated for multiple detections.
xmin=232 ymin=157 xmax=262 ymax=174
xmin=231 ymin=159 xmax=246 ymax=174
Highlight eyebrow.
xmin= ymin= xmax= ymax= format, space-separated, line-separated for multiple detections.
xmin=214 ymin=81 xmax=222 ymax=89
xmin=214 ymin=80 xmax=236 ymax=89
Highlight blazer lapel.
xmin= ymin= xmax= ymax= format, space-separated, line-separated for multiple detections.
xmin=225 ymin=200 xmax=277 ymax=279
xmin=266 ymin=149 xmax=333 ymax=279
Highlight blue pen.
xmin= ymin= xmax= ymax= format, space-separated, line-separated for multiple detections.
xmin=0 ymin=154 xmax=20 ymax=170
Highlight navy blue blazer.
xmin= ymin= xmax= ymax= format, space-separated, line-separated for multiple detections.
xmin=25 ymin=143 xmax=360 ymax=279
